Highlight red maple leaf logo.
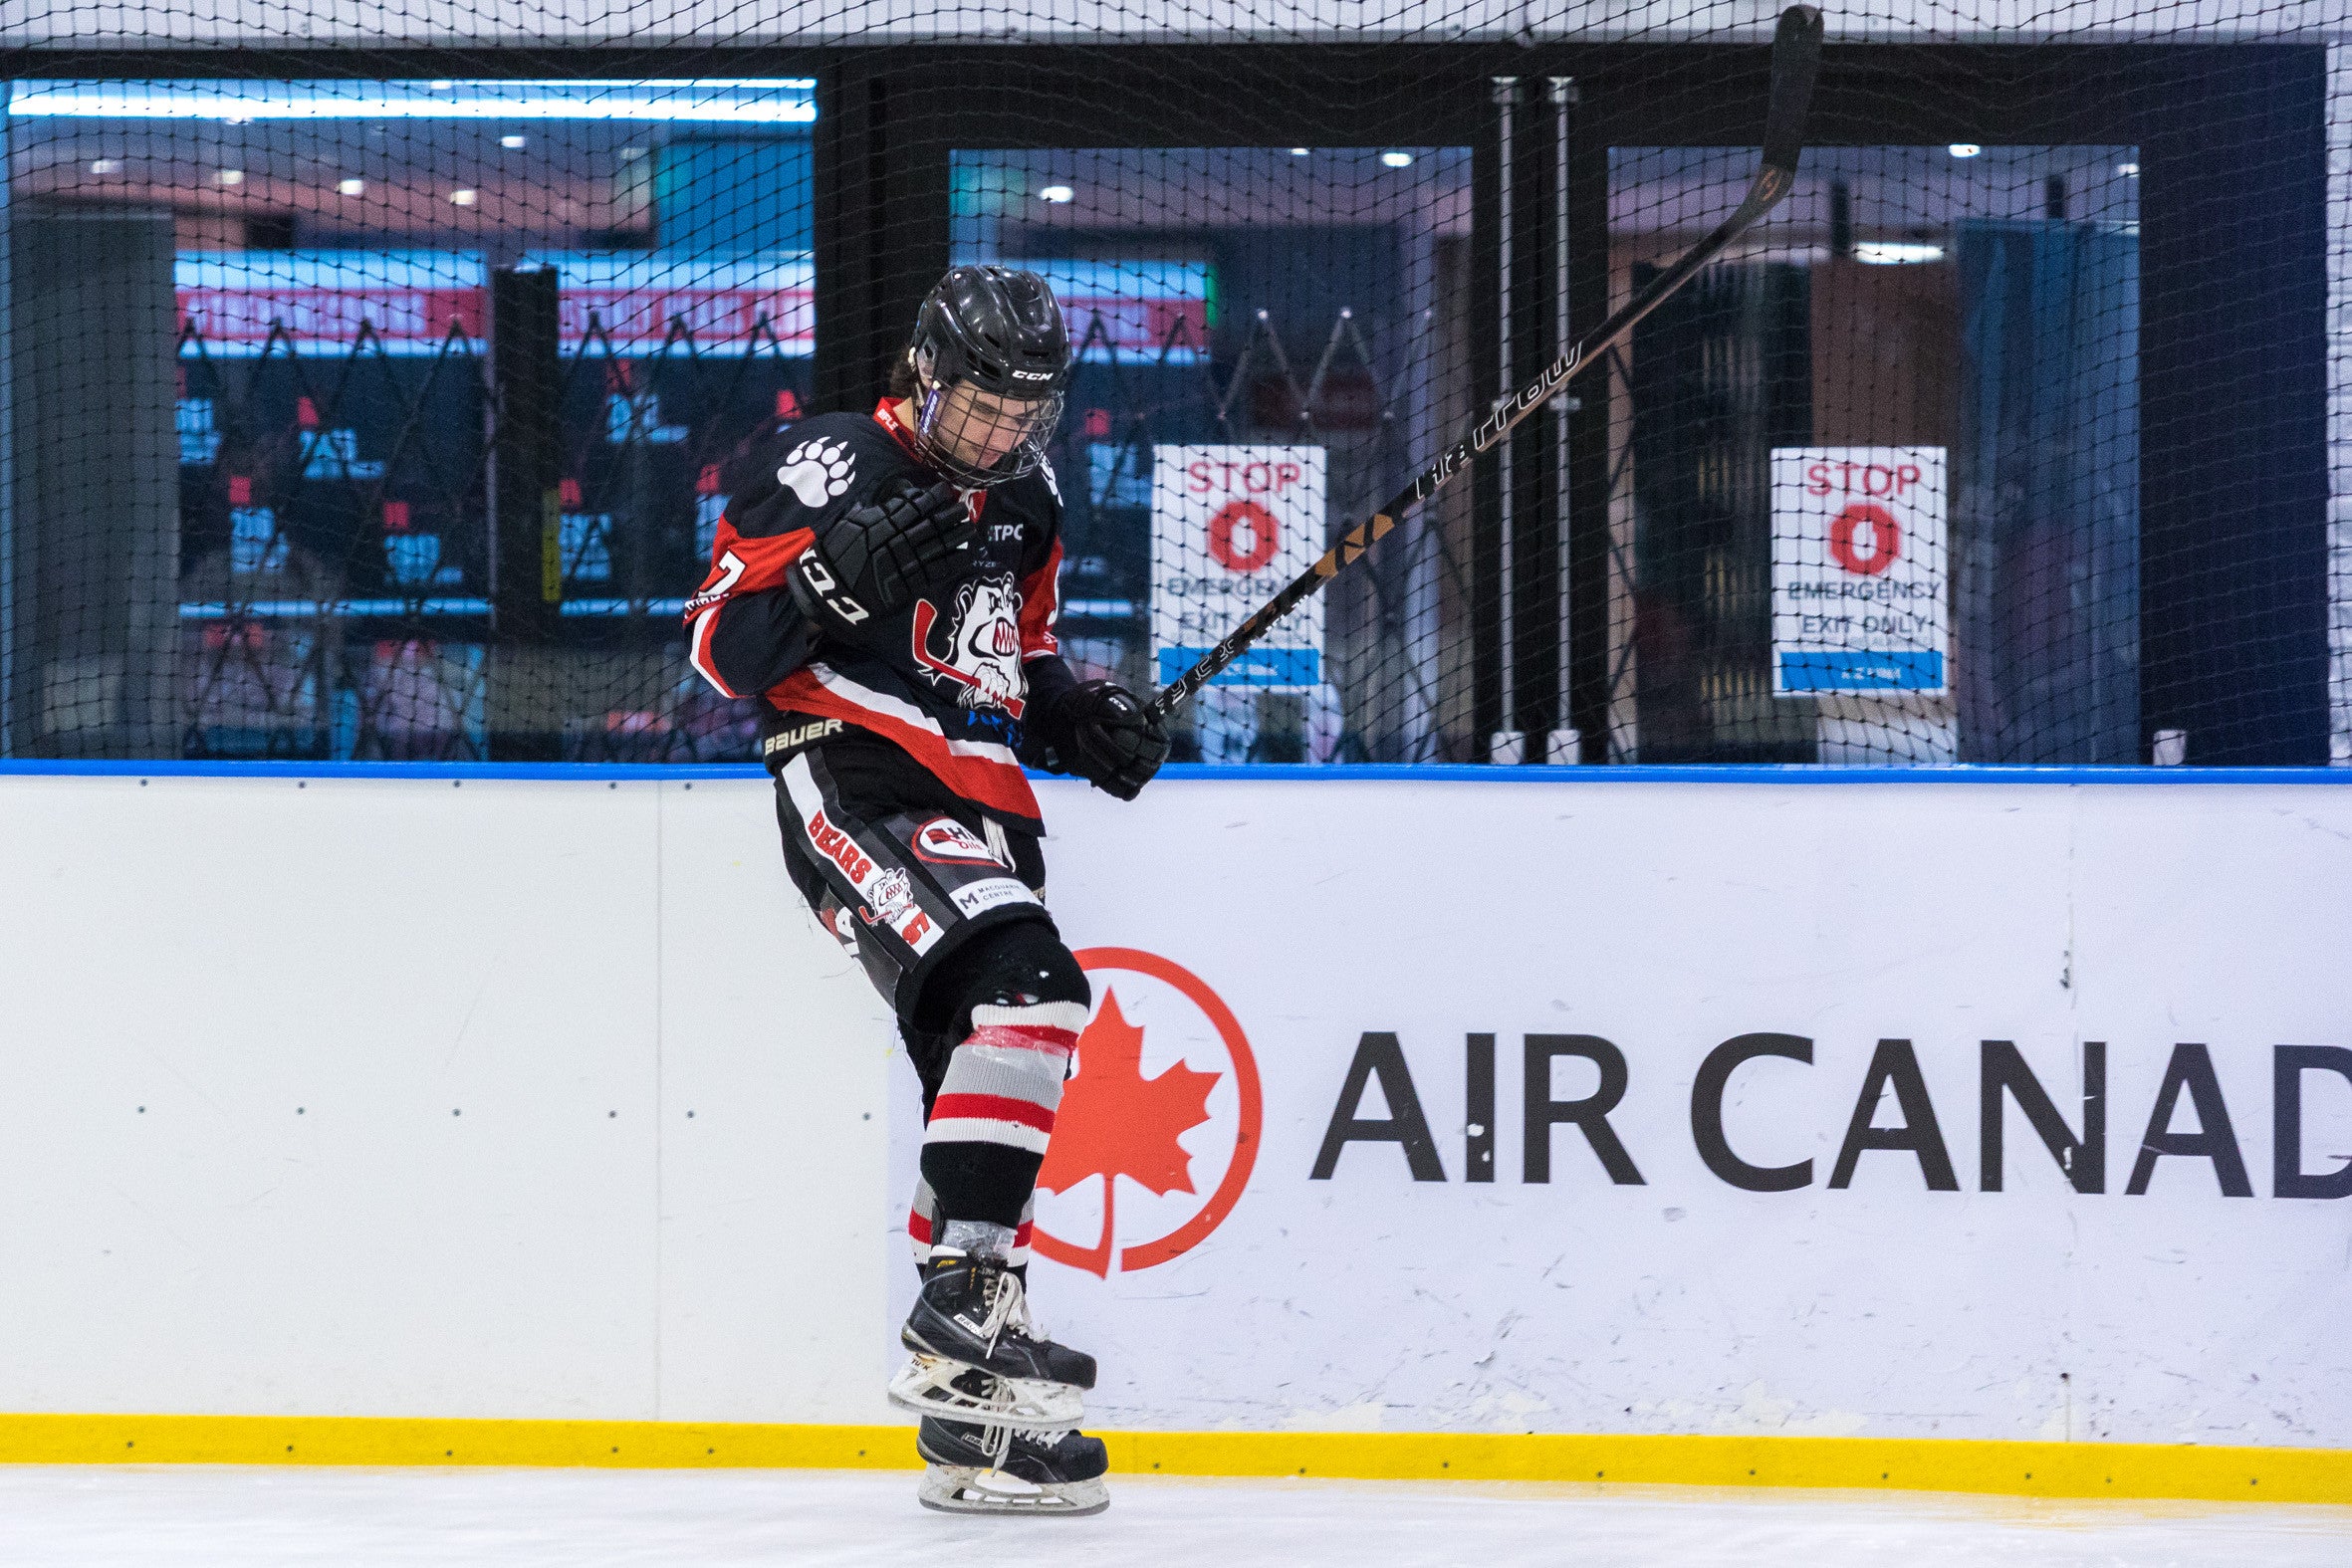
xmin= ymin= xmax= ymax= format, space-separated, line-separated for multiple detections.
xmin=1035 ymin=988 xmax=1220 ymax=1276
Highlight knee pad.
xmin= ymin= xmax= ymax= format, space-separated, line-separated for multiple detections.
xmin=919 ymin=918 xmax=1089 ymax=1037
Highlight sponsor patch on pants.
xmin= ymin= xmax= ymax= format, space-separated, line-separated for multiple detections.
xmin=950 ymin=877 xmax=1043 ymax=919
xmin=915 ymin=816 xmax=1004 ymax=865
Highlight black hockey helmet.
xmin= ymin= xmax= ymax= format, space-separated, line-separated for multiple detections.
xmin=904 ymin=265 xmax=1071 ymax=487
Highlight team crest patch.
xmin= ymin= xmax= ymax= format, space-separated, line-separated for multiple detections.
xmin=910 ymin=572 xmax=1026 ymax=717
xmin=858 ymin=866 xmax=919 ymax=929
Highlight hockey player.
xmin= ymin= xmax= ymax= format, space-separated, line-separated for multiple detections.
xmin=682 ymin=264 xmax=1168 ymax=1516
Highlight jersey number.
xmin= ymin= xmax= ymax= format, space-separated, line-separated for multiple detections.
xmin=683 ymin=549 xmax=748 ymax=617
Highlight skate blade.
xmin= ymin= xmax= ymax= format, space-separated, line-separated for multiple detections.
xmin=918 ymin=1464 xmax=1108 ymax=1518
xmin=887 ymin=1354 xmax=1084 ymax=1434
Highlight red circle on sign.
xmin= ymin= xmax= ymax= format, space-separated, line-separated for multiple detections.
xmin=1207 ymin=500 xmax=1280 ymax=572
xmin=1828 ymin=501 xmax=1900 ymax=576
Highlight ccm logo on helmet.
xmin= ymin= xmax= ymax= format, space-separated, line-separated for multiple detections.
xmin=1011 ymin=369 xmax=1056 ymax=382
xmin=914 ymin=816 xmax=1001 ymax=865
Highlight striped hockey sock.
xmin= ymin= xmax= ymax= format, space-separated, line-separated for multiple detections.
xmin=919 ymin=1001 xmax=1085 ymax=1234
xmin=907 ymin=1178 xmax=1037 ymax=1269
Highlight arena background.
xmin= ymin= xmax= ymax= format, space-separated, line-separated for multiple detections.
xmin=0 ymin=0 xmax=2348 ymax=1518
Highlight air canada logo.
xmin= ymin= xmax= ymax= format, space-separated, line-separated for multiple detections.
xmin=1032 ymin=949 xmax=1262 ymax=1277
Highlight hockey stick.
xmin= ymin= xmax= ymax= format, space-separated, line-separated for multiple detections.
xmin=1149 ymin=4 xmax=1826 ymax=720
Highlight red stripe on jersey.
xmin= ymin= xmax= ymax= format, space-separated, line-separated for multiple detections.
xmin=930 ymin=1093 xmax=1057 ymax=1135
xmin=680 ymin=523 xmax=813 ymax=633
xmin=696 ymin=522 xmax=814 ymax=601
xmin=1019 ymin=537 xmax=1063 ymax=660
xmin=769 ymin=669 xmax=1042 ymax=826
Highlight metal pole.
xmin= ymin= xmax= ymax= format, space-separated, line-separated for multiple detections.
xmin=1547 ymin=76 xmax=1580 ymax=764
xmin=1148 ymin=7 xmax=1826 ymax=720
xmin=1492 ymin=76 xmax=1522 ymax=764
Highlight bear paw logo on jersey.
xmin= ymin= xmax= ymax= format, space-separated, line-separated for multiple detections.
xmin=910 ymin=572 xmax=1026 ymax=718
xmin=1030 ymin=950 xmax=1263 ymax=1278
xmin=776 ymin=438 xmax=855 ymax=508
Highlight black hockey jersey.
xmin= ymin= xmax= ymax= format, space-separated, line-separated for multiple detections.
xmin=682 ymin=401 xmax=1075 ymax=830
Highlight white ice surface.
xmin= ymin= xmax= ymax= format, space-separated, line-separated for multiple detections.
xmin=0 ymin=1465 xmax=2344 ymax=1567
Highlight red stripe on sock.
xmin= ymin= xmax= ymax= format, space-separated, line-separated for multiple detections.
xmin=928 ymin=1093 xmax=1056 ymax=1135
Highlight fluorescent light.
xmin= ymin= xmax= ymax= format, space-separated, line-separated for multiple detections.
xmin=1853 ymin=242 xmax=1945 ymax=265
xmin=216 ymin=168 xmax=244 ymax=185
xmin=450 ymin=188 xmax=478 ymax=206
xmin=1380 ymin=151 xmax=1414 ymax=167
xmin=501 ymin=134 xmax=527 ymax=149
xmin=2116 ymin=161 xmax=2139 ymax=176
xmin=8 ymin=79 xmax=819 ymax=124
xmin=1291 ymin=147 xmax=1309 ymax=156
xmin=90 ymin=157 xmax=121 ymax=174
xmin=1039 ymin=184 xmax=1074 ymax=203
xmin=338 ymin=177 xmax=364 ymax=195
xmin=1947 ymin=142 xmax=1982 ymax=158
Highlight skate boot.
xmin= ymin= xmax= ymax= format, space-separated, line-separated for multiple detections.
xmin=916 ymin=1416 xmax=1109 ymax=1517
xmin=889 ymin=1239 xmax=1095 ymax=1431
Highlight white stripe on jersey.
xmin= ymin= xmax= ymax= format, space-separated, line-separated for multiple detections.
xmin=806 ymin=662 xmax=1022 ymax=767
xmin=686 ymin=605 xmax=735 ymax=699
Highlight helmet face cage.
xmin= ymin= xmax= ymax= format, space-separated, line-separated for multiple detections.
xmin=902 ymin=265 xmax=1072 ymax=489
xmin=909 ymin=361 xmax=1064 ymax=488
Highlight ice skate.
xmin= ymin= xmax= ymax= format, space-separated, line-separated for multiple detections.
xmin=889 ymin=1243 xmax=1095 ymax=1431
xmin=915 ymin=1416 xmax=1109 ymax=1517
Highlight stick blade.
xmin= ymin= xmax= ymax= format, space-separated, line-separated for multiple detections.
xmin=1760 ymin=5 xmax=1826 ymax=179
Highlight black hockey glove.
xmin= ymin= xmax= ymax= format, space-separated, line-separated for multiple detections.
xmin=1030 ymin=679 xmax=1170 ymax=801
xmin=788 ymin=479 xmax=975 ymax=635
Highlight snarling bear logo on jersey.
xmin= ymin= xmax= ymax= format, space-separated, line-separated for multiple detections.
xmin=910 ymin=572 xmax=1026 ymax=717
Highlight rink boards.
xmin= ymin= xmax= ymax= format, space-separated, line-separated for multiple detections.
xmin=0 ymin=767 xmax=2346 ymax=1497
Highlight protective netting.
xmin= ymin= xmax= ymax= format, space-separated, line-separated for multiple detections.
xmin=0 ymin=3 xmax=2343 ymax=767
